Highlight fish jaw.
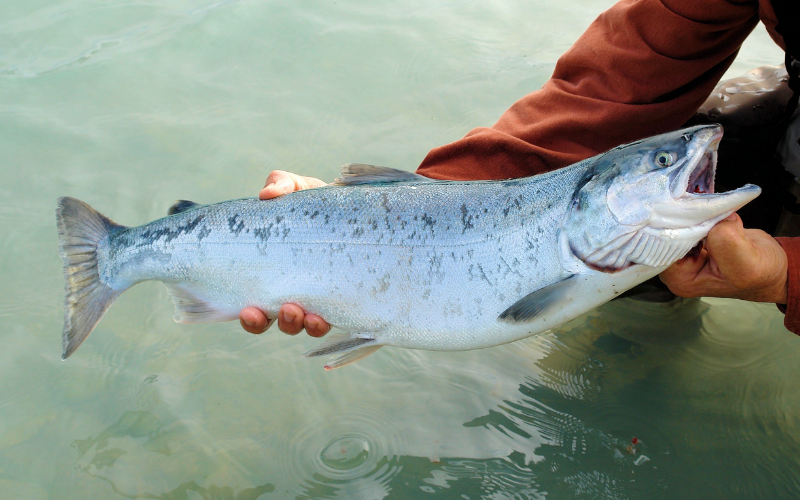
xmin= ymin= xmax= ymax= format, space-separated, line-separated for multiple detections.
xmin=650 ymin=125 xmax=761 ymax=230
xmin=563 ymin=125 xmax=762 ymax=271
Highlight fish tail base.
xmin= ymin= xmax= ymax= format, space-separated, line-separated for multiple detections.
xmin=56 ymin=197 xmax=126 ymax=359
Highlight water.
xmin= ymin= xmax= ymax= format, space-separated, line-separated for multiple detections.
xmin=1 ymin=1 xmax=798 ymax=498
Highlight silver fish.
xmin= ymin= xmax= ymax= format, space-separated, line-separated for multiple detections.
xmin=57 ymin=125 xmax=760 ymax=368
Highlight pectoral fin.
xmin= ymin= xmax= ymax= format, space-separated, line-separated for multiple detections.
xmin=498 ymin=274 xmax=578 ymax=323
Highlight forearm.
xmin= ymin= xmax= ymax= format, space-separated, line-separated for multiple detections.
xmin=417 ymin=0 xmax=761 ymax=181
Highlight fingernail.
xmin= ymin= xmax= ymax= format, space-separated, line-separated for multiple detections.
xmin=283 ymin=310 xmax=296 ymax=323
xmin=244 ymin=319 xmax=255 ymax=327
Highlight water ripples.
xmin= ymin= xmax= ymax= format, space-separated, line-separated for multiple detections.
xmin=283 ymin=405 xmax=404 ymax=499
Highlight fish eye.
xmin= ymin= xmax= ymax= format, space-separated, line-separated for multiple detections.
xmin=654 ymin=151 xmax=676 ymax=167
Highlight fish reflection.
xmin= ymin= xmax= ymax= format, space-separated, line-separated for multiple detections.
xmin=72 ymin=410 xmax=274 ymax=499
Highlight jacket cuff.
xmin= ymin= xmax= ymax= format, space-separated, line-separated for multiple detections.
xmin=775 ymin=237 xmax=800 ymax=334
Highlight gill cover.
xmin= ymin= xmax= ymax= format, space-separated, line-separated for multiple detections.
xmin=562 ymin=125 xmax=760 ymax=272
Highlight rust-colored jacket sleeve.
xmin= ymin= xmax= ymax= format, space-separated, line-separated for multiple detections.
xmin=416 ymin=0 xmax=764 ymax=181
xmin=414 ymin=0 xmax=800 ymax=329
xmin=776 ymin=238 xmax=800 ymax=334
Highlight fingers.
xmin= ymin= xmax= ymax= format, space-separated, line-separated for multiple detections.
xmin=277 ymin=303 xmax=305 ymax=335
xmin=304 ymin=314 xmax=331 ymax=338
xmin=659 ymin=246 xmax=709 ymax=297
xmin=278 ymin=304 xmax=331 ymax=336
xmin=259 ymin=171 xmax=327 ymax=200
xmin=660 ymin=212 xmax=789 ymax=304
xmin=239 ymin=307 xmax=271 ymax=334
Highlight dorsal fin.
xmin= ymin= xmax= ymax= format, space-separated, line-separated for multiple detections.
xmin=168 ymin=200 xmax=200 ymax=215
xmin=330 ymin=163 xmax=433 ymax=186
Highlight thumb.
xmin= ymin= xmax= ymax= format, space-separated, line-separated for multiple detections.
xmin=259 ymin=171 xmax=301 ymax=199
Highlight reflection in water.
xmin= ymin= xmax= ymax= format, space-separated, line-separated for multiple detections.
xmin=72 ymin=411 xmax=275 ymax=500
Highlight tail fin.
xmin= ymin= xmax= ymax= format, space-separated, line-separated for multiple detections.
xmin=56 ymin=197 xmax=126 ymax=359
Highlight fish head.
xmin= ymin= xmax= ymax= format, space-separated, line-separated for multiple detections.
xmin=563 ymin=125 xmax=761 ymax=271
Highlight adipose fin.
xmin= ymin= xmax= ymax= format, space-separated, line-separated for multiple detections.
xmin=168 ymin=200 xmax=201 ymax=215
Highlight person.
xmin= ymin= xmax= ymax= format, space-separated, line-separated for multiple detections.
xmin=239 ymin=0 xmax=800 ymax=337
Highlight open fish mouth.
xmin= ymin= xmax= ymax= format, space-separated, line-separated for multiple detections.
xmin=670 ymin=128 xmax=721 ymax=198
xmin=657 ymin=125 xmax=760 ymax=231
xmin=686 ymin=149 xmax=716 ymax=195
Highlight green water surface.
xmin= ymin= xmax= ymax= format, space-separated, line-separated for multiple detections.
xmin=1 ymin=1 xmax=798 ymax=499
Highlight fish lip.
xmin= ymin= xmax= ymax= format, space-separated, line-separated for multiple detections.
xmin=669 ymin=126 xmax=722 ymax=199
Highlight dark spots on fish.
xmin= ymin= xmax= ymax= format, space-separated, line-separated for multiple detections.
xmin=374 ymin=274 xmax=391 ymax=293
xmin=428 ymin=253 xmax=443 ymax=276
xmin=503 ymin=207 xmax=510 ymax=217
xmin=476 ymin=263 xmax=492 ymax=286
xmin=290 ymin=207 xmax=295 ymax=213
xmin=228 ymin=214 xmax=245 ymax=235
xmin=370 ymin=219 xmax=378 ymax=231
xmin=422 ymin=288 xmax=431 ymax=300
xmin=421 ymin=213 xmax=436 ymax=229
xmin=483 ymin=208 xmax=488 ymax=214
xmin=253 ymin=224 xmax=275 ymax=243
xmin=197 ymin=225 xmax=212 ymax=241
xmin=309 ymin=211 xmax=319 ymax=220
xmin=460 ymin=204 xmax=474 ymax=233
xmin=276 ymin=216 xmax=284 ymax=223
xmin=380 ymin=193 xmax=391 ymax=213
xmin=352 ymin=227 xmax=364 ymax=237
xmin=324 ymin=214 xmax=330 ymax=225
xmin=282 ymin=228 xmax=290 ymax=239
xmin=138 ymin=215 xmax=205 ymax=246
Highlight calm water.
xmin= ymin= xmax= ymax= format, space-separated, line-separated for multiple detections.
xmin=2 ymin=1 xmax=798 ymax=498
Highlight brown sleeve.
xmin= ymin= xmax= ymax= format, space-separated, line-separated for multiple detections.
xmin=775 ymin=237 xmax=800 ymax=334
xmin=416 ymin=0 xmax=761 ymax=181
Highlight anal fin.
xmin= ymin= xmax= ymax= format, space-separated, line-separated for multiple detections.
xmin=304 ymin=333 xmax=381 ymax=370
xmin=324 ymin=345 xmax=382 ymax=371
xmin=498 ymin=274 xmax=578 ymax=323
xmin=165 ymin=284 xmax=237 ymax=323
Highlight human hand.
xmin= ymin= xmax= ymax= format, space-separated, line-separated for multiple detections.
xmin=239 ymin=170 xmax=332 ymax=337
xmin=257 ymin=170 xmax=328 ymax=200
xmin=659 ymin=213 xmax=788 ymax=304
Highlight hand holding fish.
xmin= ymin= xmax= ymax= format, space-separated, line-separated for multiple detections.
xmin=660 ymin=213 xmax=788 ymax=304
xmin=239 ymin=170 xmax=332 ymax=337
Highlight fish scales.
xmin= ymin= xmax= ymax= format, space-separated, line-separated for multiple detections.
xmin=57 ymin=125 xmax=762 ymax=366
xmin=100 ymin=163 xmax=587 ymax=351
